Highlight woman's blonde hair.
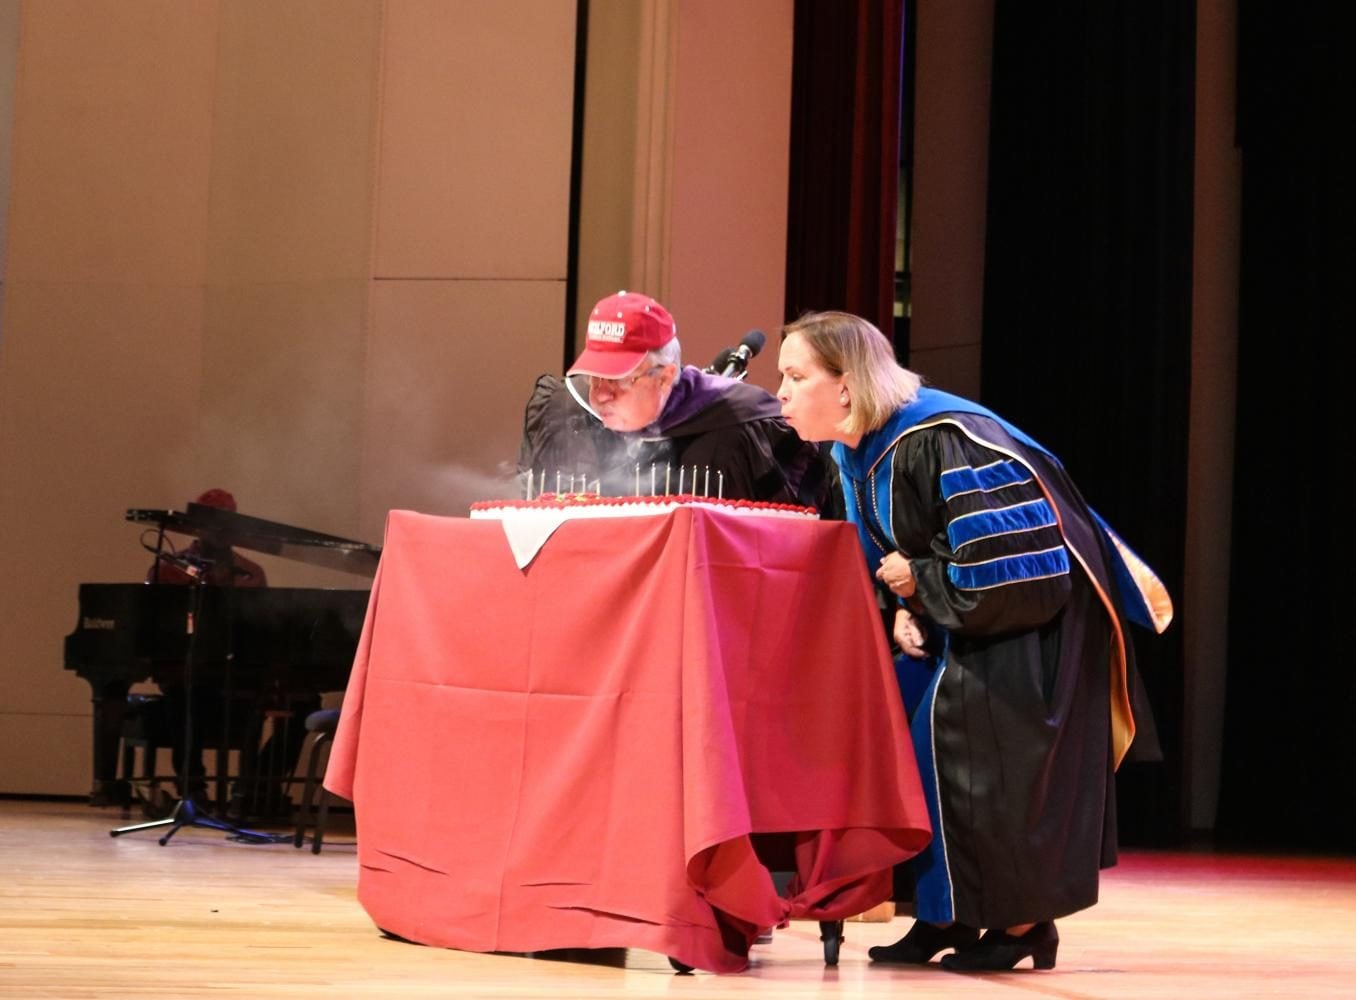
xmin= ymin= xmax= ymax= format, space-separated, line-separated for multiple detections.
xmin=781 ymin=311 xmax=921 ymax=437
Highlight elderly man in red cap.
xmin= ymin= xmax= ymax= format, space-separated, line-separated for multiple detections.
xmin=520 ymin=290 xmax=835 ymax=509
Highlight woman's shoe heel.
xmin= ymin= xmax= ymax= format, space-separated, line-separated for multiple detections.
xmin=1031 ymin=936 xmax=1058 ymax=970
xmin=868 ymin=921 xmax=980 ymax=964
xmin=939 ymin=921 xmax=1058 ymax=972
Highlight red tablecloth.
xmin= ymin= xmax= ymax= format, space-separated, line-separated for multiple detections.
xmin=326 ymin=507 xmax=930 ymax=972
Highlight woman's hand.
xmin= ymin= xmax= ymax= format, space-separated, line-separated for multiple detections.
xmin=893 ymin=607 xmax=928 ymax=658
xmin=876 ymin=551 xmax=916 ymax=598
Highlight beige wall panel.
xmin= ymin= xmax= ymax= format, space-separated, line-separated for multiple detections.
xmin=573 ymin=0 xmax=644 ymax=345
xmin=909 ymin=343 xmax=982 ymax=400
xmin=374 ymin=0 xmax=575 ymax=280
xmin=664 ymin=0 xmax=792 ymax=393
xmin=0 ymin=711 xmax=88 ymax=795
xmin=359 ymin=280 xmax=563 ymax=539
xmin=196 ymin=280 xmax=372 ymax=588
xmin=3 ymin=0 xmax=218 ymax=285
xmin=193 ymin=0 xmax=383 ymax=589
xmin=206 ymin=0 xmax=382 ymax=284
xmin=1 ymin=0 xmax=21 ymax=284
xmin=909 ymin=0 xmax=992 ymax=357
xmin=0 ymin=284 xmax=205 ymax=723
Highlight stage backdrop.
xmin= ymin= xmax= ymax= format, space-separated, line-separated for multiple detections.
xmin=0 ymin=0 xmax=800 ymax=797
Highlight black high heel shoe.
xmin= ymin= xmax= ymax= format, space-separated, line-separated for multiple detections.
xmin=867 ymin=920 xmax=980 ymax=964
xmin=940 ymin=921 xmax=1058 ymax=971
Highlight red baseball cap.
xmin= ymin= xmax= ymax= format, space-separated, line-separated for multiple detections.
xmin=567 ymin=291 xmax=677 ymax=379
xmin=194 ymin=488 xmax=237 ymax=512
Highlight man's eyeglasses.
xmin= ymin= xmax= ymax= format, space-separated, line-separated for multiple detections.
xmin=588 ymin=366 xmax=664 ymax=393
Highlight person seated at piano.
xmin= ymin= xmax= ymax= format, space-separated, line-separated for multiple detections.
xmin=519 ymin=290 xmax=838 ymax=512
xmin=146 ymin=488 xmax=267 ymax=587
xmin=146 ymin=488 xmax=312 ymax=821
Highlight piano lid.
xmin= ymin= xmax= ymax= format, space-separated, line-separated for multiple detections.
xmin=127 ymin=503 xmax=380 ymax=578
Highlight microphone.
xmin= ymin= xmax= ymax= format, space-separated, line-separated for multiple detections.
xmin=704 ymin=347 xmax=735 ymax=375
xmin=718 ymin=330 xmax=766 ymax=380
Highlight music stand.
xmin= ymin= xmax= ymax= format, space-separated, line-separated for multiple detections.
xmin=110 ymin=559 xmax=282 ymax=845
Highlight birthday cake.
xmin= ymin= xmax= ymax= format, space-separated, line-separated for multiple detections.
xmin=471 ymin=493 xmax=818 ymax=568
xmin=469 ymin=492 xmax=818 ymax=521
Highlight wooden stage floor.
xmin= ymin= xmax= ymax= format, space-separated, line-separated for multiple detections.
xmin=3 ymin=798 xmax=1354 ymax=998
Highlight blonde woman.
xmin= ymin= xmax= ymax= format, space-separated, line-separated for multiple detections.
xmin=777 ymin=311 xmax=1171 ymax=972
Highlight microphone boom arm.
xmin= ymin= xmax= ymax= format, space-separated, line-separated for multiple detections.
xmin=714 ymin=329 xmax=767 ymax=381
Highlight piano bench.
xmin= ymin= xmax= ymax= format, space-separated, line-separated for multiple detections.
xmin=118 ymin=692 xmax=262 ymax=817
xmin=293 ymin=709 xmax=346 ymax=853
xmin=118 ymin=694 xmax=178 ymax=815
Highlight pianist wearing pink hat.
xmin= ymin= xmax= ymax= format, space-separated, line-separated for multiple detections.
xmin=143 ymin=488 xmax=303 ymax=821
xmin=145 ymin=488 xmax=267 ymax=587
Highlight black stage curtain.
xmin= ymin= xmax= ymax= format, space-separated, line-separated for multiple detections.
xmin=1215 ymin=3 xmax=1356 ymax=852
xmin=981 ymin=3 xmax=1195 ymax=844
xmin=784 ymin=0 xmax=904 ymax=337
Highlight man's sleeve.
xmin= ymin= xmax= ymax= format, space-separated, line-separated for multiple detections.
xmin=518 ymin=374 xmax=562 ymax=475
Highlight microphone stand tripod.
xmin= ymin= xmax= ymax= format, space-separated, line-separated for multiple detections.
xmin=110 ymin=569 xmax=281 ymax=845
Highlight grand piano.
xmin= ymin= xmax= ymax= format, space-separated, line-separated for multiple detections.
xmin=64 ymin=503 xmax=379 ymax=806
